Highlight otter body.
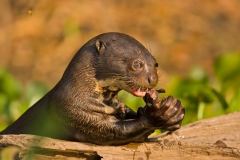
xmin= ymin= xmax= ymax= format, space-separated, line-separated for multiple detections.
xmin=1 ymin=33 xmax=185 ymax=145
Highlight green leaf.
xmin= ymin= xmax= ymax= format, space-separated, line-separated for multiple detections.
xmin=228 ymin=89 xmax=240 ymax=112
xmin=214 ymin=52 xmax=240 ymax=92
xmin=0 ymin=68 xmax=21 ymax=100
xmin=25 ymin=82 xmax=48 ymax=105
xmin=211 ymin=88 xmax=228 ymax=110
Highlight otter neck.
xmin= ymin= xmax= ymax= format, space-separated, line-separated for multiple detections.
xmin=60 ymin=51 xmax=100 ymax=99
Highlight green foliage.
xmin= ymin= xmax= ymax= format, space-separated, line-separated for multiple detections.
xmin=0 ymin=146 xmax=21 ymax=160
xmin=162 ymin=52 xmax=240 ymax=125
xmin=0 ymin=69 xmax=48 ymax=131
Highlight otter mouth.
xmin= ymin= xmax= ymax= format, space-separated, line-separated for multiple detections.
xmin=128 ymin=87 xmax=166 ymax=97
xmin=100 ymin=80 xmax=154 ymax=98
xmin=129 ymin=86 xmax=150 ymax=97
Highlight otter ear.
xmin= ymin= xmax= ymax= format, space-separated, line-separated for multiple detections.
xmin=95 ymin=40 xmax=106 ymax=53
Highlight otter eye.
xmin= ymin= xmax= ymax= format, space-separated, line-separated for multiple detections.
xmin=155 ymin=63 xmax=158 ymax=68
xmin=132 ymin=60 xmax=144 ymax=70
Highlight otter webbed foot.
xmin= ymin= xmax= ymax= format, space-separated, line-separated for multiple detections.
xmin=142 ymin=90 xmax=185 ymax=131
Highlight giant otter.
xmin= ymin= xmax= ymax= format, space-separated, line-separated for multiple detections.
xmin=0 ymin=32 xmax=185 ymax=145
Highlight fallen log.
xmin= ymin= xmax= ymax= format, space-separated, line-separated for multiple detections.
xmin=0 ymin=111 xmax=239 ymax=160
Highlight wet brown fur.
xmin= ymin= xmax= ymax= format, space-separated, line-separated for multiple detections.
xmin=1 ymin=32 xmax=185 ymax=145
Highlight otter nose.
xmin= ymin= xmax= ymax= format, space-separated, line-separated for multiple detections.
xmin=147 ymin=74 xmax=158 ymax=87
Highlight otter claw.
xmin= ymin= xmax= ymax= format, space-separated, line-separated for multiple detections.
xmin=156 ymin=88 xmax=166 ymax=93
xmin=117 ymin=103 xmax=126 ymax=120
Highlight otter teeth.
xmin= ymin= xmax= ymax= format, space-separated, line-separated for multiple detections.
xmin=137 ymin=88 xmax=149 ymax=93
xmin=131 ymin=87 xmax=148 ymax=97
xmin=137 ymin=88 xmax=141 ymax=93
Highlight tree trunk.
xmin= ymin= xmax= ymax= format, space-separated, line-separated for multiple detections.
xmin=0 ymin=111 xmax=239 ymax=160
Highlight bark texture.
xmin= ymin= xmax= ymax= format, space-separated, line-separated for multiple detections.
xmin=0 ymin=111 xmax=239 ymax=160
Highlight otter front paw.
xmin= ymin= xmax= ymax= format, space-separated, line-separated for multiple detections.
xmin=116 ymin=102 xmax=126 ymax=120
xmin=143 ymin=90 xmax=185 ymax=131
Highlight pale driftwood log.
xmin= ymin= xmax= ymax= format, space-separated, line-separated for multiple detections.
xmin=0 ymin=111 xmax=239 ymax=160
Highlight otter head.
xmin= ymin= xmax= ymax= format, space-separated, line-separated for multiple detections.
xmin=94 ymin=32 xmax=158 ymax=97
